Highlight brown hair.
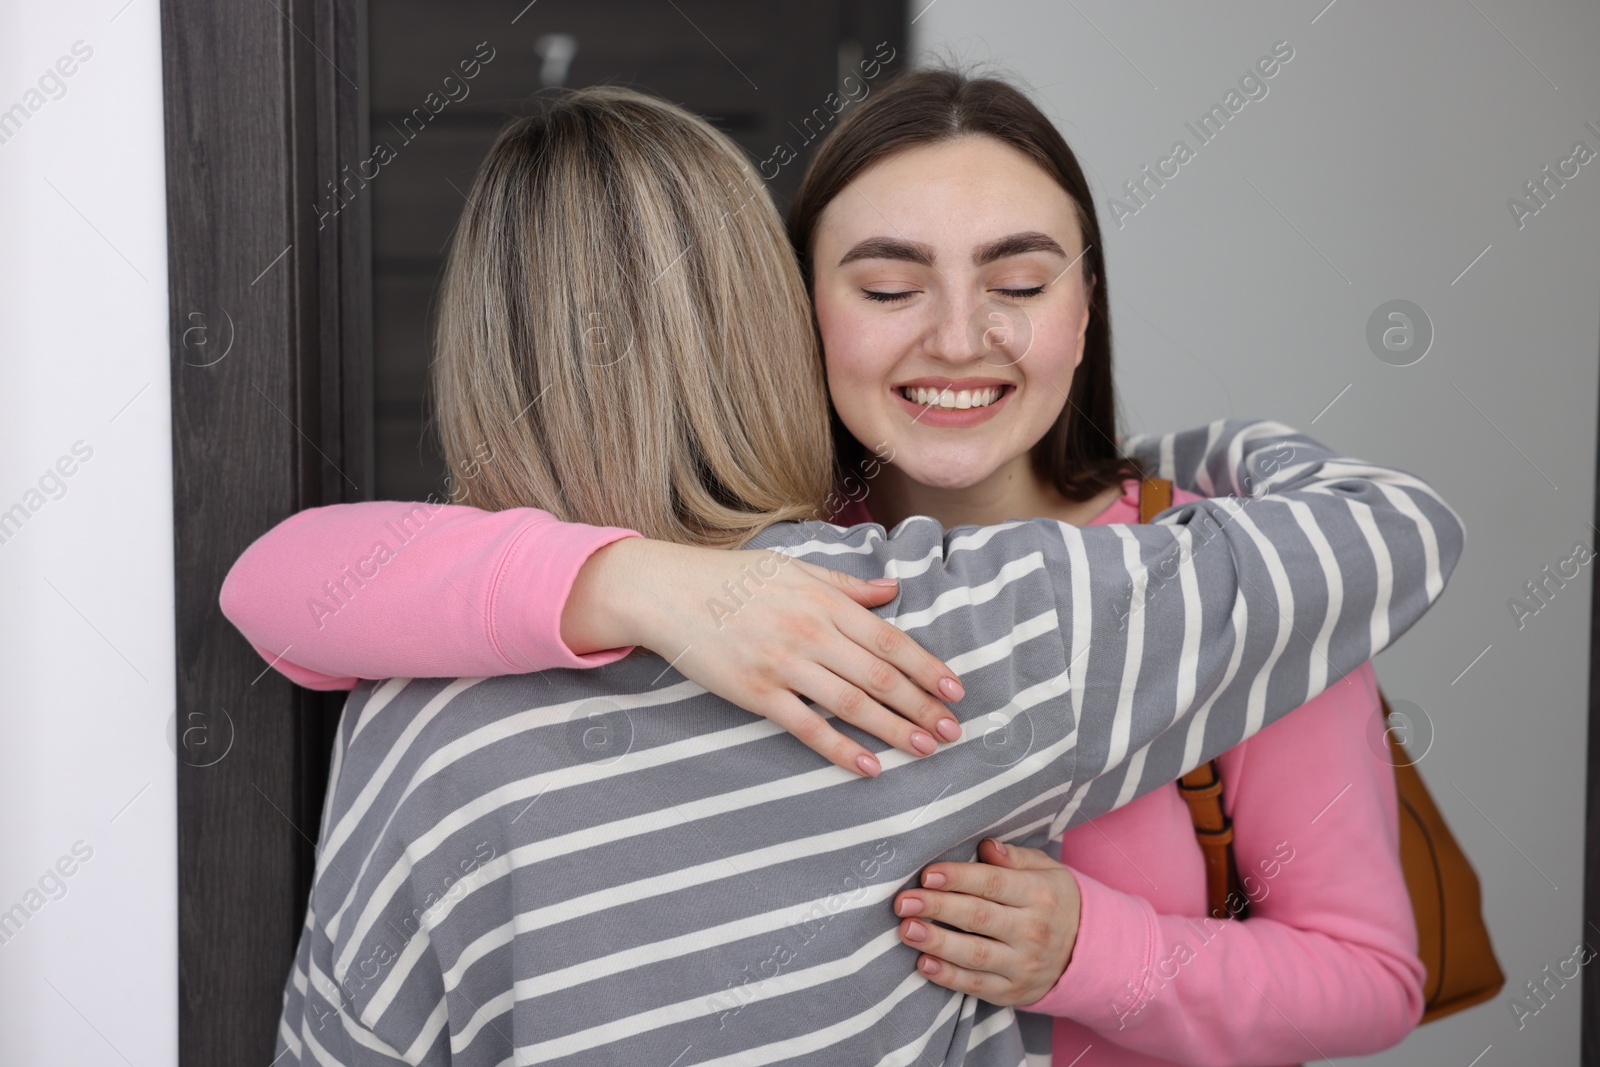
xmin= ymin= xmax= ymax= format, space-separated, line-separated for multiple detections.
xmin=433 ymin=87 xmax=835 ymax=546
xmin=789 ymin=68 xmax=1137 ymax=500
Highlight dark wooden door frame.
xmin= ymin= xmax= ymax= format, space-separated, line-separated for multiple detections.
xmin=161 ymin=0 xmax=367 ymax=1061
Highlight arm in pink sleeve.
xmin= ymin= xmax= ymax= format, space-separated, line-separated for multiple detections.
xmin=218 ymin=501 xmax=640 ymax=690
xmin=1023 ymin=663 xmax=1426 ymax=1065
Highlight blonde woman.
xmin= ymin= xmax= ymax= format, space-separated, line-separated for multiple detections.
xmin=246 ymin=87 xmax=1459 ymax=1065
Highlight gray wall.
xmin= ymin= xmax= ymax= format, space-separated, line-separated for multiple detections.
xmin=913 ymin=2 xmax=1599 ymax=1063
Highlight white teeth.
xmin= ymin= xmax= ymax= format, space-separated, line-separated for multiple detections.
xmin=903 ymin=386 xmax=1003 ymax=410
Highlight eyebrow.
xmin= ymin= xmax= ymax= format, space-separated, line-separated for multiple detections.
xmin=973 ymin=231 xmax=1067 ymax=265
xmin=837 ymin=236 xmax=935 ymax=267
xmin=836 ymin=231 xmax=1069 ymax=269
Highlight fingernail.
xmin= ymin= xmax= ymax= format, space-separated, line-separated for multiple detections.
xmin=911 ymin=731 xmax=937 ymax=756
xmin=922 ymin=870 xmax=947 ymax=889
xmin=867 ymin=577 xmax=898 ymax=587
xmin=938 ymin=677 xmax=965 ymax=701
xmin=856 ymin=754 xmax=881 ymax=777
xmin=896 ymin=896 xmax=924 ymax=917
xmin=919 ymin=956 xmax=939 ymax=975
xmin=903 ymin=920 xmax=928 ymax=942
xmin=935 ymin=717 xmax=961 ymax=742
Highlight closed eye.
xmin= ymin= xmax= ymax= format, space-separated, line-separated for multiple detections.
xmin=994 ymin=286 xmax=1045 ymax=299
xmin=862 ymin=289 xmax=918 ymax=303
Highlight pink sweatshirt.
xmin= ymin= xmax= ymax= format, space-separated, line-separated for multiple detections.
xmin=219 ymin=484 xmax=1424 ymax=1066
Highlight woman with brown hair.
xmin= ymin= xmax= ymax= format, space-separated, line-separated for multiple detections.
xmin=233 ymin=83 xmax=1452 ymax=1064
xmin=792 ymin=70 xmax=1426 ymax=1066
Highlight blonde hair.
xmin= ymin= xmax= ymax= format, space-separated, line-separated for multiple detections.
xmin=434 ymin=87 xmax=835 ymax=546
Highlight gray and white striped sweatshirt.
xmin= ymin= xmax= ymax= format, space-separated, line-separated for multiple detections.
xmin=275 ymin=420 xmax=1462 ymax=1067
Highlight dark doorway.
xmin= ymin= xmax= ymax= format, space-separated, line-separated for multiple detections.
xmin=366 ymin=0 xmax=908 ymax=500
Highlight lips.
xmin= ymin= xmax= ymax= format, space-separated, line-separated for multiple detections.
xmin=898 ymin=384 xmax=1005 ymax=410
xmin=891 ymin=379 xmax=1015 ymax=428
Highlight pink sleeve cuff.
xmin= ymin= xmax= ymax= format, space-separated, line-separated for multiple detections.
xmin=1019 ymin=867 xmax=1159 ymax=1028
xmin=489 ymin=519 xmax=641 ymax=670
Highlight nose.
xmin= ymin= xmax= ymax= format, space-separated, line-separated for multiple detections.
xmin=923 ymin=288 xmax=988 ymax=367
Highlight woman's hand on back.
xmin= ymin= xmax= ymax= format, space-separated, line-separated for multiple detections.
xmin=894 ymin=838 xmax=1082 ymax=1006
xmin=562 ymin=537 xmax=966 ymax=777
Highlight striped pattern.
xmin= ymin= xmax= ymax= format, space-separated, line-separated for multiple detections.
xmin=274 ymin=421 xmax=1462 ymax=1067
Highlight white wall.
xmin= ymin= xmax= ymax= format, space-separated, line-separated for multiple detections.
xmin=914 ymin=2 xmax=1599 ymax=1063
xmin=0 ymin=1 xmax=175 ymax=1064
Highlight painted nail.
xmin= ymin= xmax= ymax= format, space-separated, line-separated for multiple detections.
xmin=921 ymin=870 xmax=947 ymax=889
xmin=911 ymin=731 xmax=937 ymax=755
xmin=856 ymin=754 xmax=881 ymax=777
xmin=903 ymin=921 xmax=928 ymax=942
xmin=935 ymin=717 xmax=961 ymax=742
xmin=867 ymin=577 xmax=898 ymax=587
xmin=938 ymin=677 xmax=965 ymax=701
xmin=896 ymin=896 xmax=924 ymax=917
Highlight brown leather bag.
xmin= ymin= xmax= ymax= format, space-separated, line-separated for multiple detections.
xmin=1137 ymin=476 xmax=1504 ymax=1023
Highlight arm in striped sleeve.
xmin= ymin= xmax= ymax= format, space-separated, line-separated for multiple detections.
xmin=1030 ymin=415 xmax=1465 ymax=819
xmin=1044 ymin=418 xmax=1461 ymax=822
xmin=803 ymin=419 xmax=1460 ymax=811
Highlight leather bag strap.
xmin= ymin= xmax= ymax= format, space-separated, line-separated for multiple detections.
xmin=1137 ymin=474 xmax=1173 ymax=524
xmin=1178 ymin=761 xmax=1243 ymax=919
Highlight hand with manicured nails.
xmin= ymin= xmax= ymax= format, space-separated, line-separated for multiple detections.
xmin=564 ymin=538 xmax=967 ymax=777
xmin=894 ymin=838 xmax=1082 ymax=1006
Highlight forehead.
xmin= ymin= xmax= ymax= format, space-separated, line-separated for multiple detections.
xmin=818 ymin=135 xmax=1082 ymax=251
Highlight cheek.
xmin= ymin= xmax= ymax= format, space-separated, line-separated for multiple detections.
xmin=822 ymin=339 xmax=881 ymax=445
xmin=1001 ymin=310 xmax=1084 ymax=443
xmin=815 ymin=298 xmax=878 ymax=443
xmin=1015 ymin=307 xmax=1087 ymax=387
xmin=816 ymin=292 xmax=898 ymax=394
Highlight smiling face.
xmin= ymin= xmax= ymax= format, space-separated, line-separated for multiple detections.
xmin=812 ymin=135 xmax=1095 ymax=499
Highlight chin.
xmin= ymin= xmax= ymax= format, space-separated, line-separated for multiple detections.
xmin=895 ymin=455 xmax=999 ymax=493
